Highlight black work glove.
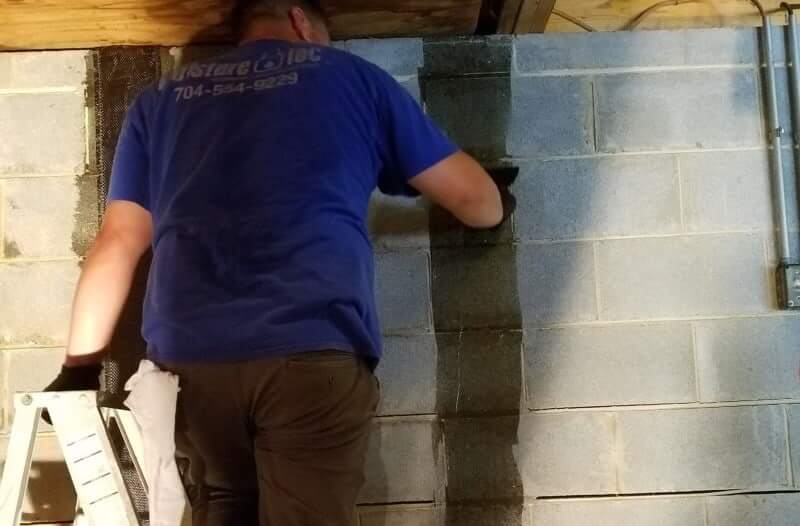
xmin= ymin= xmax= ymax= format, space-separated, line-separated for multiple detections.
xmin=486 ymin=166 xmax=519 ymax=230
xmin=41 ymin=363 xmax=103 ymax=425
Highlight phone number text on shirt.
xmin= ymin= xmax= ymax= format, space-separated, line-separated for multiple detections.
xmin=174 ymin=72 xmax=299 ymax=102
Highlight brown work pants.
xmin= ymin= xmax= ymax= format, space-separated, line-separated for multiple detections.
xmin=159 ymin=351 xmax=379 ymax=526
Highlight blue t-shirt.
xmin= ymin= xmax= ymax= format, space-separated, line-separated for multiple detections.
xmin=108 ymin=40 xmax=457 ymax=365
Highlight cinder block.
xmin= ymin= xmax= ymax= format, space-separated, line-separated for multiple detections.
xmin=359 ymin=418 xmax=436 ymax=504
xmin=707 ymin=494 xmax=800 ymax=526
xmin=596 ymin=70 xmax=761 ymax=152
xmin=680 ymin=150 xmax=773 ymax=233
xmin=443 ymin=504 xmax=531 ymax=526
xmin=695 ymin=317 xmax=800 ymax=402
xmin=3 ymin=177 xmax=81 ymax=258
xmin=516 ymin=412 xmax=616 ymax=496
xmin=618 ymin=406 xmax=787 ymax=492
xmin=71 ymin=175 xmax=101 ymax=257
xmin=515 ymin=28 xmax=757 ymax=72
xmin=6 ymin=347 xmax=65 ymax=431
xmin=0 ymin=434 xmax=76 ymax=523
xmin=525 ymin=323 xmax=696 ymax=409
xmin=375 ymin=250 xmax=432 ymax=333
xmin=368 ymin=192 xmax=429 ymax=248
xmin=6 ymin=347 xmax=64 ymax=397
xmin=530 ymin=497 xmax=705 ymax=526
xmin=786 ymin=405 xmax=800 ymax=482
xmin=442 ymin=415 xmax=527 ymax=501
xmin=424 ymin=76 xmax=511 ymax=160
xmin=0 ymin=93 xmax=86 ymax=176
xmin=436 ymin=331 xmax=523 ymax=416
xmin=682 ymin=27 xmax=760 ymax=65
xmin=431 ymin=245 xmax=521 ymax=330
xmin=345 ymin=38 xmax=423 ymax=77
xmin=516 ymin=242 xmax=598 ymax=325
xmin=0 ymin=261 xmax=79 ymax=347
xmin=0 ymin=50 xmax=88 ymax=89
xmin=516 ymin=32 xmax=685 ymax=72
xmin=423 ymin=36 xmax=512 ymax=76
xmin=401 ymin=77 xmax=421 ymax=103
xmin=508 ymin=76 xmax=594 ymax=157
xmin=377 ymin=335 xmax=437 ymax=416
xmin=514 ymin=156 xmax=680 ymax=241
xmin=359 ymin=505 xmax=436 ymax=526
xmin=597 ymin=234 xmax=769 ymax=320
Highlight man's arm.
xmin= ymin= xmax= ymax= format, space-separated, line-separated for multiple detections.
xmin=408 ymin=151 xmax=505 ymax=229
xmin=64 ymin=200 xmax=153 ymax=365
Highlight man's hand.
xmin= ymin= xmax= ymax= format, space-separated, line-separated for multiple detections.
xmin=485 ymin=166 xmax=518 ymax=230
xmin=44 ymin=364 xmax=102 ymax=392
xmin=41 ymin=363 xmax=103 ymax=424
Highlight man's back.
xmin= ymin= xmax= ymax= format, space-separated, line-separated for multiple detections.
xmin=44 ymin=4 xmax=508 ymax=524
xmin=110 ymin=40 xmax=457 ymax=364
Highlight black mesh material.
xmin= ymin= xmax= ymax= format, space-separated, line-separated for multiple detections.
xmin=92 ymin=47 xmax=162 ymax=525
xmin=93 ymin=47 xmax=160 ymax=398
xmin=107 ymin=417 xmax=150 ymax=524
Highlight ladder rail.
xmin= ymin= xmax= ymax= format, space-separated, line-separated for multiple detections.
xmin=0 ymin=394 xmax=40 ymax=525
xmin=0 ymin=391 xmax=141 ymax=526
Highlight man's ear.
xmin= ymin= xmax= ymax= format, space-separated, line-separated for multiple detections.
xmin=288 ymin=6 xmax=314 ymax=42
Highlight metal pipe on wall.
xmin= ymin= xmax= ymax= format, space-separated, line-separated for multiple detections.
xmin=784 ymin=3 xmax=800 ymax=251
xmin=761 ymin=14 xmax=792 ymax=265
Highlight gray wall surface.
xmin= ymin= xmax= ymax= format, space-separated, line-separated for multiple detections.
xmin=2 ymin=27 xmax=800 ymax=525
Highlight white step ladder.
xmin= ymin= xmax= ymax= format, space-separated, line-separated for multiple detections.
xmin=0 ymin=391 xmax=147 ymax=525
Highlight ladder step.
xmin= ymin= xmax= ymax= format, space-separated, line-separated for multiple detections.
xmin=0 ymin=391 xmax=143 ymax=526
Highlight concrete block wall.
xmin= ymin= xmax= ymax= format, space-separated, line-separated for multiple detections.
xmin=3 ymin=27 xmax=800 ymax=525
xmin=0 ymin=50 xmax=93 ymax=524
xmin=360 ymin=28 xmax=800 ymax=525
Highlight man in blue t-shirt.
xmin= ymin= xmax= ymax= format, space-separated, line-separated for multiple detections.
xmin=44 ymin=1 xmax=514 ymax=524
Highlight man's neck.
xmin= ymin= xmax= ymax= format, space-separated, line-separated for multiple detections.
xmin=239 ymin=22 xmax=304 ymax=46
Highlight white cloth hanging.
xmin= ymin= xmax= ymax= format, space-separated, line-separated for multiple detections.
xmin=124 ymin=360 xmax=187 ymax=526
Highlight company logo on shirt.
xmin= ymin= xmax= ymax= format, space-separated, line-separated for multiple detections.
xmin=168 ymin=47 xmax=323 ymax=102
xmin=171 ymin=47 xmax=322 ymax=82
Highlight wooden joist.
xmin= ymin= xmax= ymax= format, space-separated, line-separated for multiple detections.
xmin=547 ymin=0 xmax=787 ymax=33
xmin=497 ymin=0 xmax=556 ymax=33
xmin=0 ymin=0 xmax=482 ymax=51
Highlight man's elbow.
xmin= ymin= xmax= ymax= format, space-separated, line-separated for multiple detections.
xmin=91 ymin=227 xmax=150 ymax=262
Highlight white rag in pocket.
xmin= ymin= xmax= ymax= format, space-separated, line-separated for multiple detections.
xmin=124 ymin=360 xmax=187 ymax=526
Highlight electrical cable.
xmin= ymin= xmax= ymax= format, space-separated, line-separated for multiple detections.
xmin=750 ymin=0 xmax=767 ymax=17
xmin=623 ymin=0 xmax=700 ymax=30
xmin=552 ymin=9 xmax=597 ymax=32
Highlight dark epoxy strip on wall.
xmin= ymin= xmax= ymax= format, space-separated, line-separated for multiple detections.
xmin=422 ymin=36 xmax=526 ymax=525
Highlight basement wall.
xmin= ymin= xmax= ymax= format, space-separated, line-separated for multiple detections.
xmin=2 ymin=27 xmax=800 ymax=525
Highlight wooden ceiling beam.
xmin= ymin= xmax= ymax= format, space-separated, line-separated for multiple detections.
xmin=547 ymin=0 xmax=787 ymax=33
xmin=496 ymin=0 xmax=523 ymax=33
xmin=0 ymin=0 xmax=482 ymax=51
xmin=514 ymin=0 xmax=557 ymax=33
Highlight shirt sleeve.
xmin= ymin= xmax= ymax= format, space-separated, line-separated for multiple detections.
xmin=107 ymin=94 xmax=150 ymax=210
xmin=373 ymin=70 xmax=458 ymax=197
